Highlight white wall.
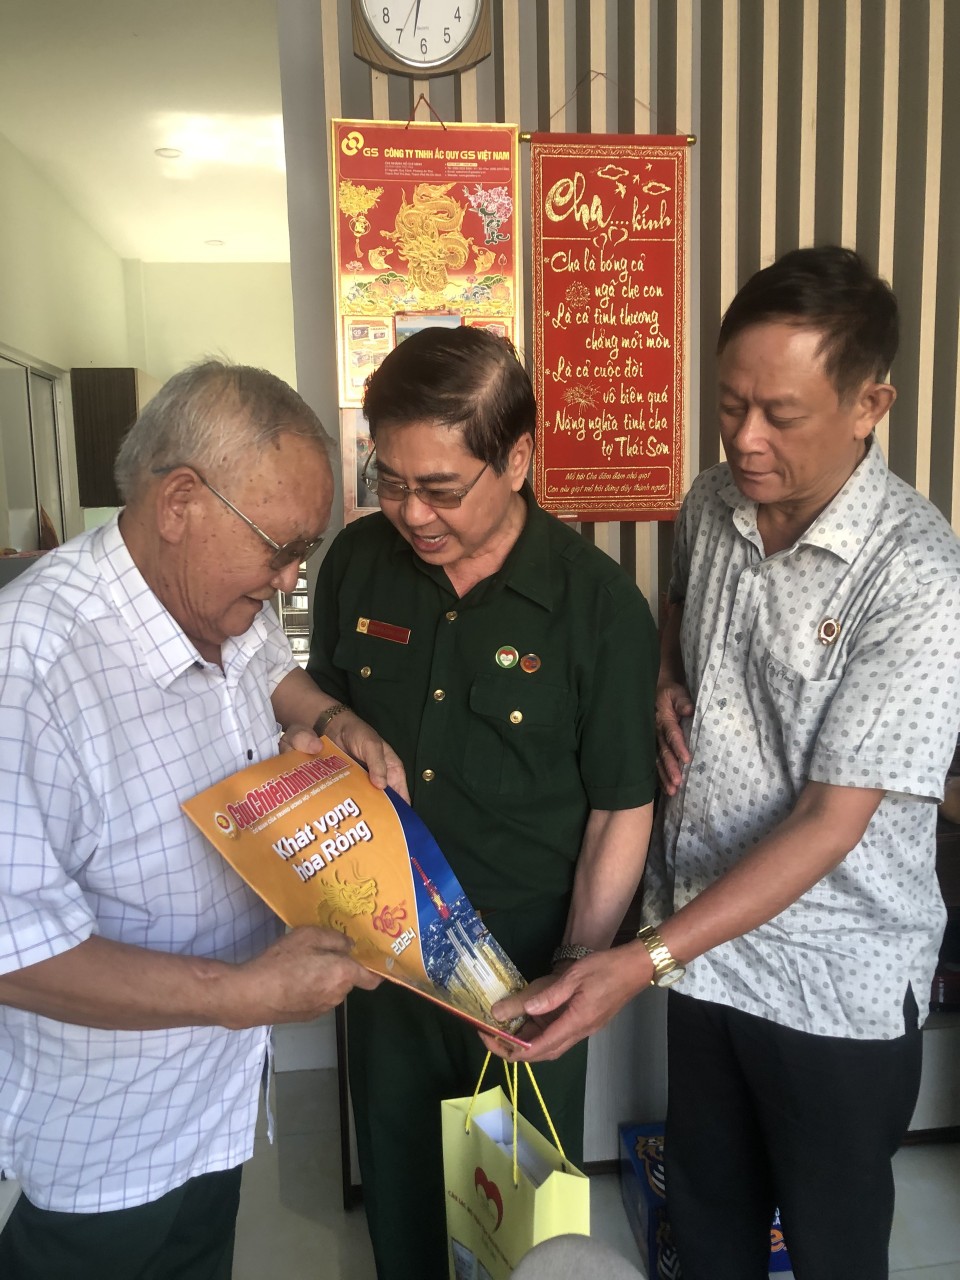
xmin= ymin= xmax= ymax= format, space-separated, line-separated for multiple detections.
xmin=136 ymin=262 xmax=297 ymax=387
xmin=0 ymin=129 xmax=300 ymax=549
xmin=0 ymin=132 xmax=297 ymax=394
xmin=0 ymin=132 xmax=130 ymax=371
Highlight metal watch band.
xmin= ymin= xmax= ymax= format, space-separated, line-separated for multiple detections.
xmin=551 ymin=943 xmax=595 ymax=967
xmin=312 ymin=702 xmax=350 ymax=737
xmin=636 ymin=924 xmax=684 ymax=986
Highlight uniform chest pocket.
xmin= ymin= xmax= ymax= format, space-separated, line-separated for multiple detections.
xmin=332 ymin=633 xmax=412 ymax=685
xmin=463 ymin=673 xmax=576 ymax=795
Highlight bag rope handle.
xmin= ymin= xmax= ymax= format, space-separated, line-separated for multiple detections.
xmin=464 ymin=1051 xmax=493 ymax=1133
xmin=510 ymin=1061 xmax=520 ymax=1186
xmin=464 ymin=1052 xmax=570 ymax=1185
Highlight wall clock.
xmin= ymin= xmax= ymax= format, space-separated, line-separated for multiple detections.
xmin=352 ymin=0 xmax=491 ymax=77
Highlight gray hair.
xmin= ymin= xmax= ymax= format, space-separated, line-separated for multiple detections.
xmin=114 ymin=360 xmax=332 ymax=503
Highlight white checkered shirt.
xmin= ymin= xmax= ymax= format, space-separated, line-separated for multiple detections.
xmin=0 ymin=515 xmax=293 ymax=1211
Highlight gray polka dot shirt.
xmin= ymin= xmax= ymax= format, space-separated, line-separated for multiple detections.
xmin=643 ymin=440 xmax=960 ymax=1039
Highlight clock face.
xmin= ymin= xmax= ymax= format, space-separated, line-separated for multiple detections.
xmin=359 ymin=0 xmax=483 ymax=70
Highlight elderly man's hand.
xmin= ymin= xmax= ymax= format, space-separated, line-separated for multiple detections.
xmin=655 ymin=680 xmax=694 ymax=796
xmin=479 ymin=948 xmax=652 ymax=1063
xmin=280 ymin=713 xmax=410 ymax=802
xmin=225 ymin=926 xmax=381 ymax=1028
xmin=477 ymin=974 xmax=559 ymax=1060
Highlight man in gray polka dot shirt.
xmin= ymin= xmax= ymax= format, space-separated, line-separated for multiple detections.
xmin=493 ymin=247 xmax=960 ymax=1279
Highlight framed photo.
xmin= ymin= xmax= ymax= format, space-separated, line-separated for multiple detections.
xmin=340 ymin=316 xmax=392 ymax=406
xmin=394 ymin=311 xmax=462 ymax=345
xmin=341 ymin=407 xmax=380 ymax=523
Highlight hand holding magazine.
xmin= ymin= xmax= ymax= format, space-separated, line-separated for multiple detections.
xmin=182 ymin=741 xmax=530 ymax=1046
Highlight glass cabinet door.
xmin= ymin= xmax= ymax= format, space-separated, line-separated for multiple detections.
xmin=0 ymin=355 xmax=65 ymax=553
xmin=29 ymin=371 xmax=64 ymax=544
xmin=0 ymin=355 xmax=38 ymax=551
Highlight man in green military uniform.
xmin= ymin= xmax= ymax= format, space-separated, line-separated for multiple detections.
xmin=308 ymin=326 xmax=657 ymax=1279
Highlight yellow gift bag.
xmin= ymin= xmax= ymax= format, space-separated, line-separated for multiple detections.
xmin=442 ymin=1055 xmax=590 ymax=1279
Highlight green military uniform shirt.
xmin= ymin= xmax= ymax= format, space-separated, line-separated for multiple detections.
xmin=307 ymin=485 xmax=658 ymax=913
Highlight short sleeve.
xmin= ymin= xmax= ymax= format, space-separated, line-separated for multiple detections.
xmin=809 ymin=574 xmax=960 ymax=799
xmin=0 ymin=664 xmax=98 ymax=975
xmin=260 ymin=604 xmax=300 ymax=691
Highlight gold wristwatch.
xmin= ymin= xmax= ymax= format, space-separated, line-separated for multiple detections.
xmin=636 ymin=925 xmax=686 ymax=988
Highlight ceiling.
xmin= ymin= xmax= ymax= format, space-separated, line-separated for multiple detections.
xmin=0 ymin=0 xmax=291 ymax=263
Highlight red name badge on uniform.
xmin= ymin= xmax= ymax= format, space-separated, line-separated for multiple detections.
xmin=356 ymin=616 xmax=411 ymax=645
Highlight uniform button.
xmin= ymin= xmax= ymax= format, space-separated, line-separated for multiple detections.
xmin=360 ymin=665 xmax=372 ymax=678
xmin=445 ymin=610 xmax=458 ymax=621
xmin=433 ymin=689 xmax=445 ymax=701
xmin=509 ymin=710 xmax=523 ymax=725
xmin=421 ymin=768 xmax=436 ymax=782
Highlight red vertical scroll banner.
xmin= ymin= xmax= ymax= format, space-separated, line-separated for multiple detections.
xmin=531 ymin=134 xmax=689 ymax=521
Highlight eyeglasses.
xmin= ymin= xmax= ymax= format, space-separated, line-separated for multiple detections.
xmin=196 ymin=470 xmax=324 ymax=569
xmin=155 ymin=465 xmax=324 ymax=570
xmin=361 ymin=449 xmax=489 ymax=509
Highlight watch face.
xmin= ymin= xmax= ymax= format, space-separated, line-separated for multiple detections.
xmin=655 ymin=964 xmax=686 ymax=988
xmin=360 ymin=0 xmax=482 ymax=69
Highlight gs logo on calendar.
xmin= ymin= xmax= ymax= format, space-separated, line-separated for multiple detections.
xmin=340 ymin=130 xmax=365 ymax=157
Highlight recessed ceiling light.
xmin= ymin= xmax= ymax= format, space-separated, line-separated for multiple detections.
xmin=154 ymin=147 xmax=182 ymax=159
xmin=205 ymin=239 xmax=225 ymax=246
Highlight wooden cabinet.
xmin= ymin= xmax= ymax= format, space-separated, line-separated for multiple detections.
xmin=70 ymin=368 xmax=160 ymax=507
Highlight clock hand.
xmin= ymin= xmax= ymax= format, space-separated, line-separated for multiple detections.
xmin=400 ymin=0 xmax=418 ymax=37
xmin=414 ymin=0 xmax=422 ymax=31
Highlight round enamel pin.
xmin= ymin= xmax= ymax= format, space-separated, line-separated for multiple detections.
xmin=520 ymin=653 xmax=541 ymax=673
xmin=817 ymin=618 xmax=841 ymax=645
xmin=496 ymin=646 xmax=519 ymax=669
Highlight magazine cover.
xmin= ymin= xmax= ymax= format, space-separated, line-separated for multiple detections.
xmin=182 ymin=743 xmax=530 ymax=1047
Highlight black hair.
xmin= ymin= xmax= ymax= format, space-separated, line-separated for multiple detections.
xmin=717 ymin=246 xmax=899 ymax=400
xmin=362 ymin=326 xmax=536 ymax=474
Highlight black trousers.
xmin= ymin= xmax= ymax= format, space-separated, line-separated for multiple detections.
xmin=664 ymin=990 xmax=923 ymax=1280
xmin=0 ymin=1165 xmax=243 ymax=1280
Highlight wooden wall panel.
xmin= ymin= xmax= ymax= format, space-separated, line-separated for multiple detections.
xmin=840 ymin=0 xmax=861 ymax=246
xmin=797 ymin=0 xmax=818 ymax=245
xmin=915 ymin=1 xmax=944 ymax=500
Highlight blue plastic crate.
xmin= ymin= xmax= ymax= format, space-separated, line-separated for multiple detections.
xmin=619 ymin=1123 xmax=792 ymax=1277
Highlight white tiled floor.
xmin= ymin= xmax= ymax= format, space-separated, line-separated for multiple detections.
xmin=234 ymin=1070 xmax=960 ymax=1279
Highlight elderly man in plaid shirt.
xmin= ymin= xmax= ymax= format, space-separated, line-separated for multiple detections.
xmin=0 ymin=362 xmax=405 ymax=1279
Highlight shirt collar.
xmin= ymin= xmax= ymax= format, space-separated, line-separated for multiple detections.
xmin=392 ymin=482 xmax=556 ymax=610
xmin=720 ymin=436 xmax=890 ymax=564
xmin=93 ymin=514 xmax=269 ymax=687
xmin=498 ymin=483 xmax=555 ymax=609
